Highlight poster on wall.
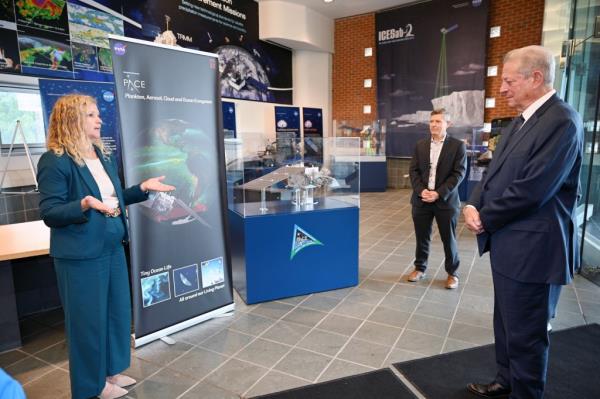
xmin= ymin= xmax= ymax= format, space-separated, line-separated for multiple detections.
xmin=302 ymin=107 xmax=323 ymax=165
xmin=275 ymin=106 xmax=300 ymax=163
xmin=110 ymin=36 xmax=233 ymax=346
xmin=38 ymin=78 xmax=122 ymax=170
xmin=376 ymin=0 xmax=489 ymax=157
xmin=122 ymin=0 xmax=293 ymax=104
xmin=222 ymin=101 xmax=236 ymax=139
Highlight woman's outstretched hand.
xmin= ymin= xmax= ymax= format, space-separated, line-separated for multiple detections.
xmin=140 ymin=176 xmax=176 ymax=193
xmin=81 ymin=195 xmax=114 ymax=215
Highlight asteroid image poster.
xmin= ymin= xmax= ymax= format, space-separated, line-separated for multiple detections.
xmin=111 ymin=37 xmax=233 ymax=341
xmin=376 ymin=0 xmax=489 ymax=157
xmin=123 ymin=0 xmax=292 ymax=104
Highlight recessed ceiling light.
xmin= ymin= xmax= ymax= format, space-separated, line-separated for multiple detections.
xmin=324 ymin=0 xmax=334 ymax=3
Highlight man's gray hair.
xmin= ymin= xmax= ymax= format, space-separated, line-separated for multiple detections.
xmin=504 ymin=45 xmax=555 ymax=87
xmin=431 ymin=108 xmax=450 ymax=122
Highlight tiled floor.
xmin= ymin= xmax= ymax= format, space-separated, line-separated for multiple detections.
xmin=3 ymin=189 xmax=600 ymax=398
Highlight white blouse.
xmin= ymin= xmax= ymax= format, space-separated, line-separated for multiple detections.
xmin=83 ymin=158 xmax=119 ymax=209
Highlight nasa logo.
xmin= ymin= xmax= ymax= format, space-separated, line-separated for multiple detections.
xmin=102 ymin=91 xmax=115 ymax=103
xmin=113 ymin=42 xmax=127 ymax=56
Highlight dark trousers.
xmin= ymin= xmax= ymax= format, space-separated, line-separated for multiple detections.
xmin=412 ymin=203 xmax=459 ymax=276
xmin=54 ymin=218 xmax=130 ymax=399
xmin=492 ymin=270 xmax=562 ymax=399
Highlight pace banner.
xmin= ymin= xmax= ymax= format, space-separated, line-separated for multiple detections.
xmin=38 ymin=79 xmax=122 ymax=171
xmin=376 ymin=0 xmax=489 ymax=157
xmin=110 ymin=36 xmax=233 ymax=346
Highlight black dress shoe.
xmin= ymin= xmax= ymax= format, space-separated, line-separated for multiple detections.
xmin=467 ymin=381 xmax=511 ymax=398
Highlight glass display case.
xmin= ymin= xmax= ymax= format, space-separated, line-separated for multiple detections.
xmin=332 ymin=119 xmax=386 ymax=158
xmin=226 ymin=135 xmax=360 ymax=217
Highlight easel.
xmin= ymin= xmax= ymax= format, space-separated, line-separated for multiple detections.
xmin=0 ymin=120 xmax=39 ymax=194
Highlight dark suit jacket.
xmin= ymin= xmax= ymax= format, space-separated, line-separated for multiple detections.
xmin=409 ymin=136 xmax=467 ymax=210
xmin=37 ymin=146 xmax=148 ymax=260
xmin=468 ymin=94 xmax=583 ymax=285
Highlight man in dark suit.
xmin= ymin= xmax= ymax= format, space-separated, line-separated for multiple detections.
xmin=464 ymin=45 xmax=583 ymax=398
xmin=408 ymin=109 xmax=467 ymax=289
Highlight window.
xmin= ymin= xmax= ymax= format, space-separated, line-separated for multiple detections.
xmin=0 ymin=87 xmax=46 ymax=149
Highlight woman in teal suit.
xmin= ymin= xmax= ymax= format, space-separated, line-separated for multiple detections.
xmin=37 ymin=94 xmax=174 ymax=399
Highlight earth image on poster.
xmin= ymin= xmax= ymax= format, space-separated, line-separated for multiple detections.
xmin=134 ymin=119 xmax=213 ymax=225
xmin=216 ymin=45 xmax=271 ymax=102
xmin=19 ymin=35 xmax=72 ymax=71
xmin=68 ymin=3 xmax=124 ymax=49
xmin=16 ymin=0 xmax=66 ymax=21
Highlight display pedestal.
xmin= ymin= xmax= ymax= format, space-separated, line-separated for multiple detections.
xmin=360 ymin=156 xmax=387 ymax=192
xmin=229 ymin=198 xmax=359 ymax=304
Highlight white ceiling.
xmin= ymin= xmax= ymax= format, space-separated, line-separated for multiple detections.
xmin=258 ymin=0 xmax=415 ymax=20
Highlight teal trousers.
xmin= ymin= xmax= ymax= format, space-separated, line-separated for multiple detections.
xmin=55 ymin=217 xmax=130 ymax=399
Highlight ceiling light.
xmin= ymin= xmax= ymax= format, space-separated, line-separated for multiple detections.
xmin=324 ymin=0 xmax=334 ymax=3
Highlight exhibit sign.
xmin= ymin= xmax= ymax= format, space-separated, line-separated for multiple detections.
xmin=302 ymin=107 xmax=323 ymax=164
xmin=222 ymin=101 xmax=237 ymax=139
xmin=275 ymin=106 xmax=300 ymax=139
xmin=123 ymin=0 xmax=293 ymax=104
xmin=109 ymin=35 xmax=234 ymax=346
xmin=38 ymin=78 xmax=122 ymax=170
xmin=376 ymin=0 xmax=489 ymax=157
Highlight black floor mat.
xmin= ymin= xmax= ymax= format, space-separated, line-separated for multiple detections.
xmin=394 ymin=324 xmax=600 ymax=399
xmin=251 ymin=368 xmax=417 ymax=399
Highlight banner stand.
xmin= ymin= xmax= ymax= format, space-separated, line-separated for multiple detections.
xmin=109 ymin=35 xmax=234 ymax=347
xmin=134 ymin=303 xmax=234 ymax=347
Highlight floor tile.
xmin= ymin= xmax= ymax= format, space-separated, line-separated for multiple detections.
xmin=334 ymin=299 xmax=377 ymax=320
xmin=197 ymin=328 xmax=254 ymax=356
xmin=274 ymin=348 xmax=332 ymax=381
xmin=250 ymin=301 xmax=296 ymax=319
xmin=395 ymin=329 xmax=445 ymax=356
xmin=448 ymin=322 xmax=494 ymax=346
xmin=23 ymin=368 xmax=70 ymax=399
xmin=281 ymin=307 xmax=327 ymax=328
xmin=337 ymin=338 xmax=392 ymax=368
xmin=297 ymin=329 xmax=349 ymax=357
xmin=316 ymin=313 xmax=363 ymax=336
xmin=367 ymin=306 xmax=412 ymax=328
xmin=246 ymin=370 xmax=310 ymax=397
xmin=353 ymin=321 xmax=403 ymax=346
xmin=235 ymin=338 xmax=290 ymax=368
xmin=299 ymin=295 xmax=342 ymax=312
xmin=5 ymin=356 xmax=55 ymax=385
xmin=128 ymin=367 xmax=196 ymax=399
xmin=260 ymin=320 xmax=311 ymax=346
xmin=179 ymin=381 xmax=239 ymax=399
xmin=167 ymin=346 xmax=228 ymax=379
xmin=0 ymin=350 xmax=28 ymax=369
xmin=229 ymin=313 xmax=274 ymax=336
xmin=316 ymin=359 xmax=375 ymax=382
xmin=204 ymin=358 xmax=268 ymax=395
xmin=405 ymin=313 xmax=451 ymax=337
xmin=133 ymin=340 xmax=193 ymax=366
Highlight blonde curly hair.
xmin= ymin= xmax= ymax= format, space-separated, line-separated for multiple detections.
xmin=46 ymin=94 xmax=109 ymax=165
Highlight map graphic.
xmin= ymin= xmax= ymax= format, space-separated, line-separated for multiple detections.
xmin=68 ymin=3 xmax=123 ymax=49
xmin=16 ymin=0 xmax=69 ymax=34
xmin=19 ymin=34 xmax=72 ymax=71
xmin=17 ymin=0 xmax=65 ymax=21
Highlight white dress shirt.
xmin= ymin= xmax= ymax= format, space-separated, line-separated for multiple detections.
xmin=428 ymin=135 xmax=446 ymax=190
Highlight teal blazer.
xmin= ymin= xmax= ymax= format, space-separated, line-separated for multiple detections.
xmin=37 ymin=146 xmax=148 ymax=259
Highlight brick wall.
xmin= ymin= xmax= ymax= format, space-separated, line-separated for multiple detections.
xmin=484 ymin=0 xmax=545 ymax=121
xmin=332 ymin=14 xmax=377 ymax=127
xmin=332 ymin=0 xmax=545 ymax=187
